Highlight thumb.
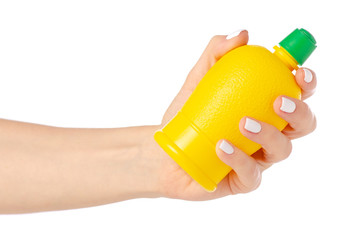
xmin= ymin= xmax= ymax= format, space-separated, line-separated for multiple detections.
xmin=161 ymin=29 xmax=249 ymax=125
xmin=184 ymin=29 xmax=249 ymax=91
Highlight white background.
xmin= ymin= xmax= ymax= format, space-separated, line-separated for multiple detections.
xmin=0 ymin=0 xmax=361 ymax=239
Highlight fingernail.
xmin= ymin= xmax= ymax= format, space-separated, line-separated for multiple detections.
xmin=303 ymin=68 xmax=313 ymax=83
xmin=244 ymin=118 xmax=261 ymax=133
xmin=219 ymin=140 xmax=234 ymax=154
xmin=226 ymin=29 xmax=246 ymax=40
xmin=280 ymin=97 xmax=296 ymax=113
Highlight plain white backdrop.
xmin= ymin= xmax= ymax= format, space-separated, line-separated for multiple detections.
xmin=0 ymin=0 xmax=361 ymax=239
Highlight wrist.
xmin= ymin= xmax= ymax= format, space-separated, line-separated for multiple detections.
xmin=117 ymin=125 xmax=163 ymax=200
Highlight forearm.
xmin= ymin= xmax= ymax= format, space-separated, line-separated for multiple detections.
xmin=0 ymin=119 xmax=160 ymax=214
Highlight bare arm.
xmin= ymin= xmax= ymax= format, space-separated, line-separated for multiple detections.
xmin=0 ymin=119 xmax=160 ymax=213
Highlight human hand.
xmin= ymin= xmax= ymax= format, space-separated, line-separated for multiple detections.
xmin=143 ymin=29 xmax=317 ymax=200
xmin=0 ymin=29 xmax=316 ymax=213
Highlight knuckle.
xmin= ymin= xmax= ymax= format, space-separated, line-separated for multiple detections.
xmin=303 ymin=105 xmax=317 ymax=134
xmin=209 ymin=35 xmax=223 ymax=44
xmin=262 ymin=127 xmax=292 ymax=162
xmin=287 ymin=102 xmax=316 ymax=139
xmin=247 ymin=176 xmax=262 ymax=193
xmin=252 ymin=176 xmax=262 ymax=191
xmin=253 ymin=168 xmax=262 ymax=189
xmin=293 ymin=102 xmax=311 ymax=129
xmin=246 ymin=166 xmax=262 ymax=191
xmin=230 ymin=165 xmax=262 ymax=194
xmin=204 ymin=35 xmax=225 ymax=63
xmin=310 ymin=114 xmax=317 ymax=132
xmin=300 ymin=100 xmax=310 ymax=114
xmin=263 ymin=126 xmax=280 ymax=145
xmin=282 ymin=140 xmax=293 ymax=160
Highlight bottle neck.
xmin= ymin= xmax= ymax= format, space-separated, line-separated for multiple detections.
xmin=273 ymin=46 xmax=299 ymax=71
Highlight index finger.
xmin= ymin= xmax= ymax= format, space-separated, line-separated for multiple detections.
xmin=295 ymin=67 xmax=317 ymax=100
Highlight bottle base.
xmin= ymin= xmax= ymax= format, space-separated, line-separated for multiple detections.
xmin=154 ymin=130 xmax=217 ymax=192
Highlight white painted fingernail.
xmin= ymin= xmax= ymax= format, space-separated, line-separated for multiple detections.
xmin=219 ymin=140 xmax=234 ymax=154
xmin=280 ymin=97 xmax=296 ymax=113
xmin=303 ymin=68 xmax=313 ymax=83
xmin=244 ymin=118 xmax=261 ymax=133
xmin=226 ymin=29 xmax=246 ymax=40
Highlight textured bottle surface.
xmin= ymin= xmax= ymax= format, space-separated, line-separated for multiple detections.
xmin=154 ymin=44 xmax=302 ymax=191
xmin=182 ymin=45 xmax=301 ymax=154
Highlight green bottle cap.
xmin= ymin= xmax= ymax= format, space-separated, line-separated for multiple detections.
xmin=279 ymin=28 xmax=317 ymax=65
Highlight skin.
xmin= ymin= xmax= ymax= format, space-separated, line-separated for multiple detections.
xmin=0 ymin=30 xmax=317 ymax=214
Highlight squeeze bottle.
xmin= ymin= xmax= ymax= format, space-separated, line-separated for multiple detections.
xmin=154 ymin=28 xmax=317 ymax=192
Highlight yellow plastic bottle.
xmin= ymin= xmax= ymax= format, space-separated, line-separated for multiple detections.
xmin=154 ymin=28 xmax=317 ymax=192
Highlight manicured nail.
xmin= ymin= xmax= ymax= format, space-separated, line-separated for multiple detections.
xmin=219 ymin=140 xmax=234 ymax=154
xmin=280 ymin=97 xmax=296 ymax=113
xmin=244 ymin=118 xmax=261 ymax=133
xmin=226 ymin=29 xmax=246 ymax=40
xmin=303 ymin=68 xmax=313 ymax=83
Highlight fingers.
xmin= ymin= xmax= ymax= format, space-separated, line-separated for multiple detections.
xmin=295 ymin=68 xmax=317 ymax=100
xmin=215 ymin=88 xmax=317 ymax=192
xmin=184 ymin=29 xmax=249 ymax=91
xmin=216 ymin=140 xmax=261 ymax=193
xmin=239 ymin=117 xmax=293 ymax=166
xmin=214 ymin=29 xmax=249 ymax=60
xmin=228 ymin=94 xmax=316 ymax=171
xmin=274 ymin=96 xmax=317 ymax=139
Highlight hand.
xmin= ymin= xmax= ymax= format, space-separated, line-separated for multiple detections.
xmin=143 ymin=30 xmax=317 ymax=200
xmin=0 ymin=30 xmax=316 ymax=213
